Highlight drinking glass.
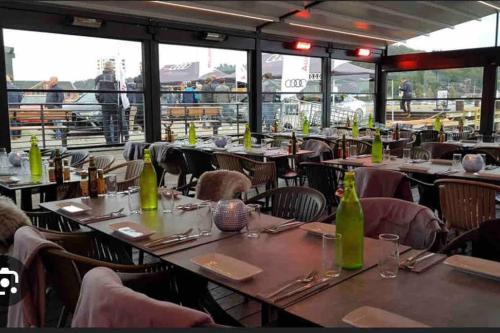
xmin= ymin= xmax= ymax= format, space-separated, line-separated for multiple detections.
xmin=106 ymin=174 xmax=117 ymax=196
xmin=246 ymin=203 xmax=261 ymax=238
xmin=0 ymin=148 xmax=8 ymax=169
xmin=480 ymin=153 xmax=487 ymax=170
xmin=477 ymin=134 xmax=483 ymax=143
xmin=160 ymin=188 xmax=175 ymax=214
xmin=403 ymin=148 xmax=411 ymax=163
xmin=128 ymin=186 xmax=141 ymax=215
xmin=349 ymin=144 xmax=358 ymax=158
xmin=383 ymin=147 xmax=391 ymax=161
xmin=452 ymin=153 xmax=462 ymax=171
xmin=322 ymin=233 xmax=342 ymax=278
xmin=495 ymin=134 xmax=500 ymax=144
xmin=20 ymin=156 xmax=30 ymax=175
xmin=197 ymin=202 xmax=212 ymax=236
xmin=378 ymin=233 xmax=400 ymax=279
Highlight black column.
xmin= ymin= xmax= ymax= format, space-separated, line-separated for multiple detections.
xmin=249 ymin=31 xmax=262 ymax=133
xmin=480 ymin=63 xmax=497 ymax=135
xmin=142 ymin=37 xmax=162 ymax=143
xmin=322 ymin=56 xmax=331 ymax=128
xmin=0 ymin=29 xmax=11 ymax=151
xmin=374 ymin=62 xmax=387 ymax=124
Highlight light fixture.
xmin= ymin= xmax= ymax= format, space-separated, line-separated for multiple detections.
xmin=294 ymin=41 xmax=312 ymax=50
xmin=288 ymin=22 xmax=399 ymax=43
xmin=200 ymin=32 xmax=227 ymax=42
xmin=70 ymin=16 xmax=103 ymax=28
xmin=477 ymin=1 xmax=500 ymax=11
xmin=354 ymin=48 xmax=372 ymax=57
xmin=151 ymin=1 xmax=275 ymax=22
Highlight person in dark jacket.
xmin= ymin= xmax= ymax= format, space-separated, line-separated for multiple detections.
xmin=95 ymin=61 xmax=119 ymax=144
xmin=45 ymin=76 xmax=65 ymax=139
xmin=182 ymin=82 xmax=197 ymax=105
xmin=399 ymin=78 xmax=412 ymax=118
xmin=130 ymin=68 xmax=144 ymax=130
xmin=6 ymin=75 xmax=23 ymax=139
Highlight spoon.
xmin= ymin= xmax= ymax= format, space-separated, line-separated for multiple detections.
xmin=267 ymin=270 xmax=318 ymax=299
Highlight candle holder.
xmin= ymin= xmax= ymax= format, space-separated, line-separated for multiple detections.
xmin=213 ymin=199 xmax=249 ymax=232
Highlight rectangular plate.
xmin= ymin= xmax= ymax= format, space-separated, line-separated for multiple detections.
xmin=109 ymin=221 xmax=155 ymax=241
xmin=0 ymin=176 xmax=20 ymax=184
xmin=443 ymin=255 xmax=500 ymax=281
xmin=342 ymin=306 xmax=429 ymax=328
xmin=300 ymin=222 xmax=336 ymax=236
xmin=56 ymin=201 xmax=91 ymax=214
xmin=190 ymin=253 xmax=263 ymax=282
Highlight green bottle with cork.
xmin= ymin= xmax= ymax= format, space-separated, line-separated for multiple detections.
xmin=371 ymin=128 xmax=383 ymax=163
xmin=302 ymin=116 xmax=310 ymax=136
xmin=335 ymin=171 xmax=364 ymax=270
xmin=352 ymin=114 xmax=359 ymax=139
xmin=433 ymin=117 xmax=441 ymax=132
xmin=29 ymin=135 xmax=42 ymax=182
xmin=188 ymin=122 xmax=196 ymax=145
xmin=140 ymin=148 xmax=158 ymax=211
xmin=368 ymin=113 xmax=374 ymax=129
xmin=244 ymin=123 xmax=252 ymax=151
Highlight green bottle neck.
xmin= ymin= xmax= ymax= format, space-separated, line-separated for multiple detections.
xmin=342 ymin=175 xmax=359 ymax=203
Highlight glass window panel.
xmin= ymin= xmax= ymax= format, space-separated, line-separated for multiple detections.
xmin=4 ymin=28 xmax=144 ymax=149
xmin=158 ymin=44 xmax=248 ymax=137
xmin=331 ymin=60 xmax=375 ymax=94
xmin=330 ymin=94 xmax=374 ymax=126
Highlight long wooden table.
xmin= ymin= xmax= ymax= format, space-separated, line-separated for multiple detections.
xmin=39 ymin=192 xmax=500 ymax=327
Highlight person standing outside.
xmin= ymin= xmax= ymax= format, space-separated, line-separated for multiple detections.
xmin=214 ymin=79 xmax=232 ymax=122
xmin=6 ymin=75 xmax=23 ymax=139
xmin=45 ymin=76 xmax=65 ymax=140
xmin=262 ymin=73 xmax=279 ymax=131
xmin=95 ymin=61 xmax=119 ymax=145
xmin=131 ymin=64 xmax=144 ymax=131
xmin=399 ymin=78 xmax=412 ymax=118
xmin=182 ymin=82 xmax=196 ymax=106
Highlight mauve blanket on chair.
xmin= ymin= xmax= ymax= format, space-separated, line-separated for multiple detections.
xmin=7 ymin=226 xmax=63 ymax=327
xmin=361 ymin=198 xmax=442 ymax=249
xmin=71 ymin=267 xmax=214 ymax=328
xmin=355 ymin=167 xmax=413 ymax=202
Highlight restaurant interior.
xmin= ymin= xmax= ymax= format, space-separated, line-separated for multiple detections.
xmin=1 ymin=0 xmax=500 ymax=329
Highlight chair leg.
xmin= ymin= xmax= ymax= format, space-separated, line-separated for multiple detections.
xmin=57 ymin=306 xmax=70 ymax=328
xmin=284 ymin=178 xmax=289 ymax=187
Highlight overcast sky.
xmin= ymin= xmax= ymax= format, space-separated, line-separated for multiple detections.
xmin=4 ymin=13 xmax=498 ymax=82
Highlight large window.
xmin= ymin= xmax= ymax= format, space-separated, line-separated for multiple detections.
xmin=331 ymin=59 xmax=374 ymax=127
xmin=158 ymin=44 xmax=248 ymax=139
xmin=261 ymin=53 xmax=322 ymax=133
xmin=4 ymin=29 xmax=144 ymax=149
xmin=494 ymin=68 xmax=500 ymax=132
xmin=385 ymin=68 xmax=483 ymax=131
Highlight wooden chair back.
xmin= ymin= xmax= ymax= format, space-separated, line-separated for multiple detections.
xmin=215 ymin=152 xmax=277 ymax=189
xmin=95 ymin=155 xmax=115 ymax=170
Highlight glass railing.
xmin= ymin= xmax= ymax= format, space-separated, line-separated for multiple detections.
xmin=261 ymin=100 xmax=322 ymax=133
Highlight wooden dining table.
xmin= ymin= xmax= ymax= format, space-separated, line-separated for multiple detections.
xmin=40 ymin=193 xmax=500 ymax=327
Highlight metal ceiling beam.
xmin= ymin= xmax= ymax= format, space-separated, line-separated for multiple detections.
xmin=257 ymin=0 xmax=323 ymax=30
xmin=353 ymin=1 xmax=455 ymax=30
xmin=418 ymin=1 xmax=483 ymax=21
xmin=308 ymin=7 xmax=431 ymax=37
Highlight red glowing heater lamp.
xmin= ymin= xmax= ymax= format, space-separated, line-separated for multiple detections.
xmin=354 ymin=48 xmax=372 ymax=57
xmin=293 ymin=41 xmax=312 ymax=50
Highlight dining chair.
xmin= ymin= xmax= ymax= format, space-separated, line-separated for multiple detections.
xmin=421 ymin=142 xmax=461 ymax=159
xmin=360 ymin=197 xmax=445 ymax=250
xmin=354 ymin=167 xmax=414 ymax=202
xmin=195 ymin=170 xmax=251 ymax=202
xmin=469 ymin=147 xmax=500 ymax=165
xmin=214 ymin=152 xmax=277 ymax=193
xmin=387 ymin=139 xmax=409 ymax=158
xmin=300 ymin=162 xmax=344 ymax=214
xmin=65 ymin=150 xmax=89 ymax=168
xmin=411 ymin=146 xmax=431 ymax=160
xmin=94 ymin=155 xmax=115 ymax=170
xmin=71 ymin=267 xmax=215 ymax=328
xmin=244 ymin=186 xmax=326 ymax=222
xmin=104 ymin=160 xmax=144 ymax=192
xmin=181 ymin=148 xmax=216 ymax=190
xmin=440 ymin=218 xmax=500 ymax=261
xmin=417 ymin=130 xmax=439 ymax=144
xmin=435 ymin=179 xmax=500 ymax=232
xmin=333 ymin=138 xmax=372 ymax=157
xmin=25 ymin=209 xmax=80 ymax=232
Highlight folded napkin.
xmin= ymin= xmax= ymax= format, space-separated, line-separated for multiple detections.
xmin=398 ymin=164 xmax=430 ymax=173
xmin=342 ymin=306 xmax=429 ymax=328
xmin=430 ymin=159 xmax=453 ymax=165
xmin=78 ymin=213 xmax=126 ymax=225
xmin=476 ymin=171 xmax=500 ymax=180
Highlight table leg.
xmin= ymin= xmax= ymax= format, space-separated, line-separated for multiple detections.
xmin=20 ymin=188 xmax=33 ymax=211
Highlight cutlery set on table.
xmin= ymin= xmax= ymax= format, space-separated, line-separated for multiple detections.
xmin=142 ymin=228 xmax=201 ymax=250
xmin=399 ymin=250 xmax=446 ymax=272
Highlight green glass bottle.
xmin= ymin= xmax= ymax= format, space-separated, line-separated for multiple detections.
xmin=433 ymin=117 xmax=441 ymax=132
xmin=244 ymin=124 xmax=252 ymax=151
xmin=371 ymin=128 xmax=383 ymax=163
xmin=302 ymin=117 xmax=310 ymax=136
xmin=335 ymin=171 xmax=364 ymax=270
xmin=188 ymin=122 xmax=196 ymax=145
xmin=352 ymin=115 xmax=359 ymax=139
xmin=29 ymin=135 xmax=42 ymax=182
xmin=140 ymin=148 xmax=158 ymax=211
xmin=368 ymin=113 xmax=374 ymax=129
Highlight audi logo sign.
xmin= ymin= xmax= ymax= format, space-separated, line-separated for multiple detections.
xmin=285 ymin=79 xmax=307 ymax=88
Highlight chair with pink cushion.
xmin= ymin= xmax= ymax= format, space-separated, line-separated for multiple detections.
xmin=72 ymin=267 xmax=215 ymax=328
xmin=360 ymin=197 xmax=445 ymax=250
xmin=354 ymin=167 xmax=413 ymax=202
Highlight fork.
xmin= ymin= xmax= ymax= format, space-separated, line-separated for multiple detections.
xmin=266 ymin=271 xmax=317 ymax=299
xmin=144 ymin=228 xmax=193 ymax=247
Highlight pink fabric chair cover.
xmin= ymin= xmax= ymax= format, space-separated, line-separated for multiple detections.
xmin=196 ymin=170 xmax=251 ymax=201
xmin=355 ymin=167 xmax=413 ymax=202
xmin=301 ymin=139 xmax=333 ymax=161
xmin=421 ymin=142 xmax=460 ymax=159
xmin=360 ymin=198 xmax=442 ymax=249
xmin=7 ymin=226 xmax=63 ymax=327
xmin=71 ymin=267 xmax=215 ymax=328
